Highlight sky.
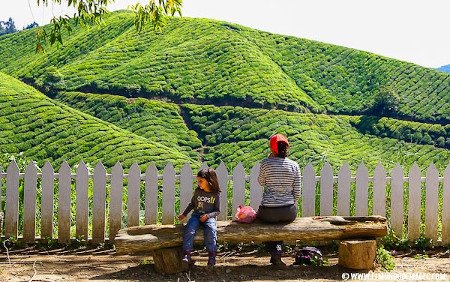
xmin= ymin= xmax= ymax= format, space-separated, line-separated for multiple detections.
xmin=1 ymin=0 xmax=449 ymax=68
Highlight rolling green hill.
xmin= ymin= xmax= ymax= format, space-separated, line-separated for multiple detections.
xmin=0 ymin=11 xmax=448 ymax=123
xmin=55 ymin=91 xmax=202 ymax=160
xmin=49 ymin=90 xmax=450 ymax=172
xmin=0 ymin=12 xmax=448 ymax=173
xmin=0 ymin=72 xmax=198 ymax=170
xmin=181 ymin=104 xmax=450 ymax=171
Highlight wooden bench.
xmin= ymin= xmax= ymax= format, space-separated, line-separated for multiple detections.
xmin=115 ymin=215 xmax=387 ymax=273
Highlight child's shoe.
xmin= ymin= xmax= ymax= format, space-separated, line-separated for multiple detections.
xmin=182 ymin=250 xmax=191 ymax=263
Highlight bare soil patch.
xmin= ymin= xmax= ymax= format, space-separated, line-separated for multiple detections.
xmin=1 ymin=245 xmax=450 ymax=281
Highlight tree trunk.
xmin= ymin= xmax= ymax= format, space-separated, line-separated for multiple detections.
xmin=338 ymin=240 xmax=377 ymax=269
xmin=152 ymin=247 xmax=189 ymax=273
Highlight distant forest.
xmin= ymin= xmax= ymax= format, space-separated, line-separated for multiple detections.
xmin=0 ymin=17 xmax=38 ymax=36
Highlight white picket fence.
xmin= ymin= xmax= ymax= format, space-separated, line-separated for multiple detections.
xmin=1 ymin=160 xmax=450 ymax=245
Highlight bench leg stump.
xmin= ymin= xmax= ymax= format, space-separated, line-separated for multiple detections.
xmin=338 ymin=240 xmax=376 ymax=270
xmin=152 ymin=247 xmax=189 ymax=274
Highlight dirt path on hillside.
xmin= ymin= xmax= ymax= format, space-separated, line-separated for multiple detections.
xmin=1 ymin=246 xmax=450 ymax=281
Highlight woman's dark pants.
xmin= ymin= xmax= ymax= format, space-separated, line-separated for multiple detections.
xmin=257 ymin=205 xmax=297 ymax=256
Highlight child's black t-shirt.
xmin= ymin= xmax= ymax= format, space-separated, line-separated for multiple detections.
xmin=182 ymin=188 xmax=220 ymax=219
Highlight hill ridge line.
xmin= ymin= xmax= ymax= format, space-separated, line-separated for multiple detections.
xmin=21 ymin=75 xmax=448 ymax=127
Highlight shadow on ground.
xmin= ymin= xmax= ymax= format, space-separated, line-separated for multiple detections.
xmin=92 ymin=263 xmax=357 ymax=281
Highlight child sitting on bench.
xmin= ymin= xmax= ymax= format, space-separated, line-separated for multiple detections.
xmin=178 ymin=168 xmax=221 ymax=266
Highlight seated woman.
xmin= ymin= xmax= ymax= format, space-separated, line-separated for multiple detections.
xmin=257 ymin=133 xmax=301 ymax=266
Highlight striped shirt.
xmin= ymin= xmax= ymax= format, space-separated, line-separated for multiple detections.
xmin=258 ymin=157 xmax=301 ymax=207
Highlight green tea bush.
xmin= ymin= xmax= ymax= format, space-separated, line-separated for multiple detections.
xmin=350 ymin=116 xmax=449 ymax=149
xmin=182 ymin=104 xmax=450 ymax=172
xmin=55 ymin=91 xmax=202 ymax=160
xmin=0 ymin=73 xmax=197 ymax=171
xmin=0 ymin=11 xmax=448 ymax=122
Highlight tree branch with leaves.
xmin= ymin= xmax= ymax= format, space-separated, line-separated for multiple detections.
xmin=34 ymin=0 xmax=182 ymax=52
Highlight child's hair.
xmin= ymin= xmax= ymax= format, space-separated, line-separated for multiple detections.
xmin=197 ymin=168 xmax=221 ymax=193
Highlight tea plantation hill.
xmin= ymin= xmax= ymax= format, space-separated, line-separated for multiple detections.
xmin=182 ymin=104 xmax=450 ymax=171
xmin=0 ymin=72 xmax=198 ymax=171
xmin=0 ymin=12 xmax=449 ymax=173
xmin=53 ymin=91 xmax=450 ymax=172
xmin=0 ymin=11 xmax=449 ymax=123
xmin=55 ymin=91 xmax=202 ymax=161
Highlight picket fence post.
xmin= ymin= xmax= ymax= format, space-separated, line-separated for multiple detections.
xmin=23 ymin=161 xmax=37 ymax=243
xmin=110 ymin=162 xmax=124 ymax=241
xmin=320 ymin=163 xmax=333 ymax=216
xmin=162 ymin=163 xmax=175 ymax=224
xmin=41 ymin=161 xmax=54 ymax=239
xmin=391 ymin=164 xmax=404 ymax=237
xmin=92 ymin=162 xmax=106 ymax=244
xmin=249 ymin=163 xmax=263 ymax=211
xmin=442 ymin=164 xmax=450 ymax=245
xmin=216 ymin=162 xmax=228 ymax=221
xmin=180 ymin=163 xmax=193 ymax=216
xmin=408 ymin=163 xmax=421 ymax=242
xmin=127 ymin=162 xmax=141 ymax=227
xmin=232 ymin=163 xmax=245 ymax=216
xmin=337 ymin=162 xmax=351 ymax=216
xmin=58 ymin=161 xmax=72 ymax=243
xmin=373 ymin=163 xmax=386 ymax=217
xmin=144 ymin=163 xmax=158 ymax=225
xmin=5 ymin=160 xmax=19 ymax=239
xmin=302 ymin=163 xmax=316 ymax=216
xmin=76 ymin=161 xmax=89 ymax=241
xmin=425 ymin=164 xmax=439 ymax=243
xmin=355 ymin=163 xmax=369 ymax=216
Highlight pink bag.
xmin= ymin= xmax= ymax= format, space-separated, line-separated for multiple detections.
xmin=235 ymin=205 xmax=257 ymax=223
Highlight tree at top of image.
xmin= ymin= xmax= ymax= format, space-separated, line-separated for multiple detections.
xmin=34 ymin=0 xmax=182 ymax=52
